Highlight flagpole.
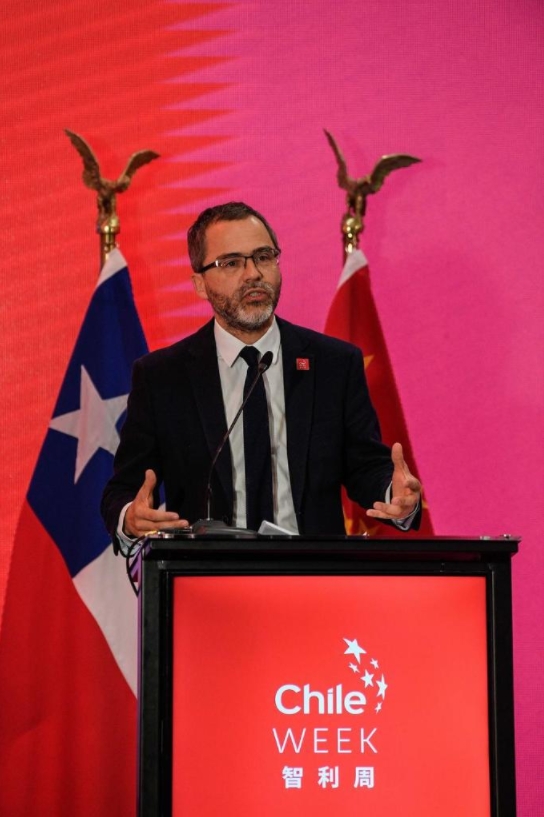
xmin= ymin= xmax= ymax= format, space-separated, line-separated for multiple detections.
xmin=323 ymin=132 xmax=433 ymax=537
xmin=65 ymin=130 xmax=160 ymax=267
xmin=324 ymin=130 xmax=421 ymax=257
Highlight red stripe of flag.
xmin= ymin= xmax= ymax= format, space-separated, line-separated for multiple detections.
xmin=0 ymin=503 xmax=137 ymax=816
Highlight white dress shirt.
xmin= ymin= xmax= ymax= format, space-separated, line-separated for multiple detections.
xmin=214 ymin=318 xmax=298 ymax=532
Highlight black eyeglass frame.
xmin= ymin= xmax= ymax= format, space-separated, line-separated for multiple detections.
xmin=197 ymin=247 xmax=281 ymax=274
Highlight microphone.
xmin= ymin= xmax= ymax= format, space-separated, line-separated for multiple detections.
xmin=191 ymin=350 xmax=274 ymax=536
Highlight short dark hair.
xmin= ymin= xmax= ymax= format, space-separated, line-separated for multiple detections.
xmin=187 ymin=201 xmax=280 ymax=272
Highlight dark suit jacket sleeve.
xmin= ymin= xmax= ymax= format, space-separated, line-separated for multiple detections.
xmin=341 ymin=345 xmax=394 ymax=508
xmin=101 ymin=323 xmax=230 ymax=551
xmin=100 ymin=357 xmax=163 ymax=549
xmin=340 ymin=344 xmax=421 ymax=531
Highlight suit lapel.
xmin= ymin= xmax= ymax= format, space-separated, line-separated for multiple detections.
xmin=184 ymin=321 xmax=233 ymax=510
xmin=182 ymin=317 xmax=316 ymax=521
xmin=278 ymin=319 xmax=315 ymax=515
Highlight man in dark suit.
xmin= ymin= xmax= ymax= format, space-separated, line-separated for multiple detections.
xmin=101 ymin=202 xmax=421 ymax=549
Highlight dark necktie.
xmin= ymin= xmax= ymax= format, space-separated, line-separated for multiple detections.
xmin=239 ymin=346 xmax=274 ymax=531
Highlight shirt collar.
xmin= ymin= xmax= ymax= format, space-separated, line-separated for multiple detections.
xmin=214 ymin=317 xmax=281 ymax=368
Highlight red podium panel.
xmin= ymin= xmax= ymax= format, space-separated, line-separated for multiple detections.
xmin=137 ymin=536 xmax=518 ymax=816
xmin=171 ymin=575 xmax=489 ymax=816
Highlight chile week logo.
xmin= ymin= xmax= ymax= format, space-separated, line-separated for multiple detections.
xmin=271 ymin=637 xmax=388 ymax=792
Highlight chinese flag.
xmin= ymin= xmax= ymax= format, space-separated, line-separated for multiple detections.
xmin=324 ymin=248 xmax=433 ymax=536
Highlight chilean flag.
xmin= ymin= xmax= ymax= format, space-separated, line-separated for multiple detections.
xmin=325 ymin=248 xmax=433 ymax=537
xmin=0 ymin=250 xmax=146 ymax=815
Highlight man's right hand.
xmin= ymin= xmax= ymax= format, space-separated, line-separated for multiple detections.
xmin=123 ymin=469 xmax=188 ymax=537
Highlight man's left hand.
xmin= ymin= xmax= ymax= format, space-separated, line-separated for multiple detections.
xmin=366 ymin=442 xmax=421 ymax=521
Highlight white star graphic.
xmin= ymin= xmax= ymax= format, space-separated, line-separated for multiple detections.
xmin=370 ymin=658 xmax=379 ymax=669
xmin=49 ymin=365 xmax=128 ymax=483
xmin=361 ymin=670 xmax=374 ymax=687
xmin=349 ymin=663 xmax=359 ymax=673
xmin=375 ymin=702 xmax=382 ymax=713
xmin=343 ymin=638 xmax=366 ymax=664
xmin=376 ymin=675 xmax=388 ymax=699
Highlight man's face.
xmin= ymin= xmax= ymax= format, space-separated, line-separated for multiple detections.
xmin=192 ymin=216 xmax=282 ymax=339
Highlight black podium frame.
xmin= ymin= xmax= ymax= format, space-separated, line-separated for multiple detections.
xmin=136 ymin=535 xmax=518 ymax=816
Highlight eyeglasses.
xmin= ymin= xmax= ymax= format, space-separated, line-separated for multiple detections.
xmin=198 ymin=247 xmax=281 ymax=274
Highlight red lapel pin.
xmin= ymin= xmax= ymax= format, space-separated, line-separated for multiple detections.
xmin=296 ymin=358 xmax=310 ymax=370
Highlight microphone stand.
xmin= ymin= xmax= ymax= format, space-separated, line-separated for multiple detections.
xmin=191 ymin=351 xmax=273 ymax=536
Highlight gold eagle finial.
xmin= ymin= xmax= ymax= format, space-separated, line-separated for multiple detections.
xmin=324 ymin=129 xmax=421 ymax=253
xmin=65 ymin=129 xmax=160 ymax=262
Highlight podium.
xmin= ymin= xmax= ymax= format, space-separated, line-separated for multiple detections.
xmin=136 ymin=535 xmax=518 ymax=817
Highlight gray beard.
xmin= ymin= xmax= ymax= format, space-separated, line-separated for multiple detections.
xmin=205 ymin=280 xmax=281 ymax=332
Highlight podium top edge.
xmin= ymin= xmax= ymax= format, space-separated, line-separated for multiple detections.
xmin=140 ymin=534 xmax=520 ymax=558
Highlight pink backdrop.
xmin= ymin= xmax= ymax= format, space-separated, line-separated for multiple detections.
xmin=1 ymin=1 xmax=542 ymax=813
